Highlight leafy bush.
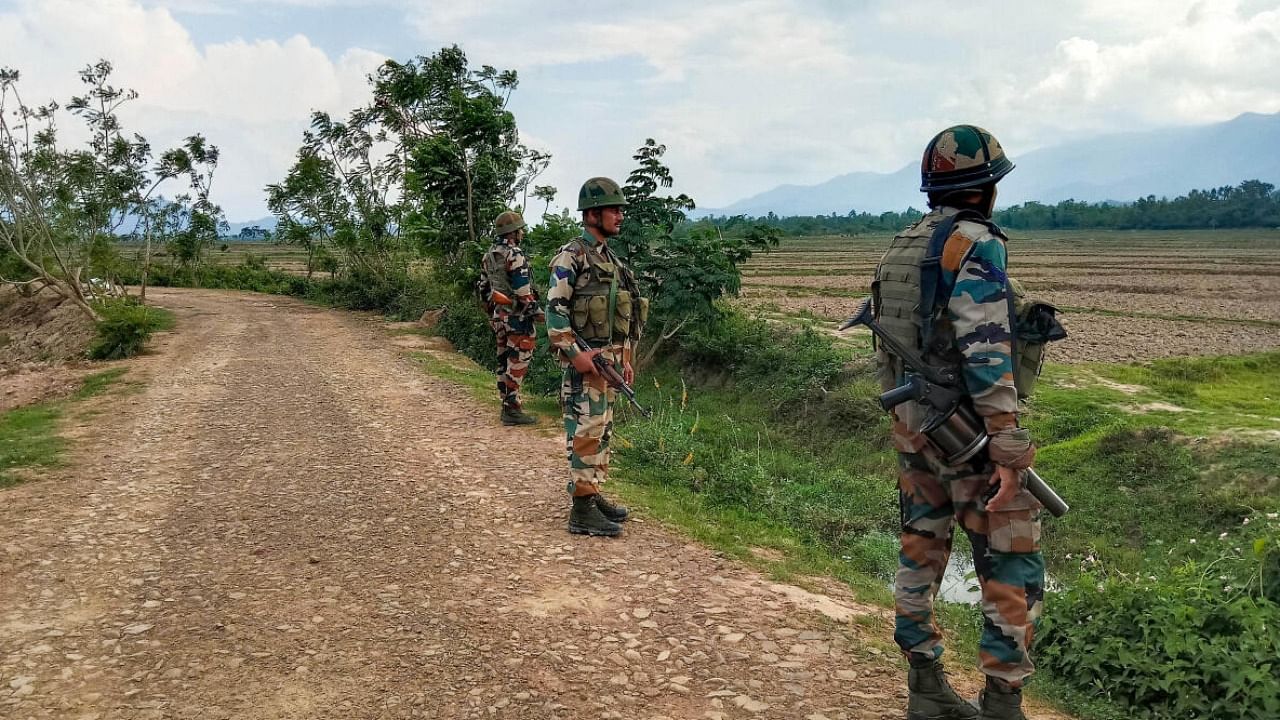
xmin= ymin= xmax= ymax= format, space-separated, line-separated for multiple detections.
xmin=1041 ymin=515 xmax=1280 ymax=719
xmin=676 ymin=308 xmax=846 ymax=404
xmin=88 ymin=298 xmax=172 ymax=360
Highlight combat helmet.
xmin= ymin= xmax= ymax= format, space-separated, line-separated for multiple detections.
xmin=577 ymin=177 xmax=628 ymax=211
xmin=919 ymin=125 xmax=1014 ymax=193
xmin=493 ymin=210 xmax=527 ymax=237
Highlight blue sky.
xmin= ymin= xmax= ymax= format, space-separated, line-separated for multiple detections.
xmin=4 ymin=0 xmax=1280 ymax=219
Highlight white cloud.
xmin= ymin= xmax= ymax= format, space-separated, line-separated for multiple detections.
xmin=1018 ymin=1 xmax=1280 ymax=129
xmin=0 ymin=0 xmax=386 ymax=218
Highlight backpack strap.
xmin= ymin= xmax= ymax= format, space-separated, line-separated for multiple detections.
xmin=918 ymin=208 xmax=990 ymax=350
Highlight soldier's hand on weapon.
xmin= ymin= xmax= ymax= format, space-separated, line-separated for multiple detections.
xmin=570 ymin=348 xmax=602 ymax=375
xmin=986 ymin=464 xmax=1022 ymax=511
xmin=623 ymin=362 xmax=635 ymax=385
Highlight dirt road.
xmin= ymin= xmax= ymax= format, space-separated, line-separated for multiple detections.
xmin=1 ymin=288 xmax=1065 ymax=719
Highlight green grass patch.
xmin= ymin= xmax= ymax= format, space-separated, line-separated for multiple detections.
xmin=0 ymin=404 xmax=65 ymax=488
xmin=0 ymin=369 xmax=128 ymax=488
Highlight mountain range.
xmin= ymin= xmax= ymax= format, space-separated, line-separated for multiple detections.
xmin=697 ymin=112 xmax=1280 ymax=217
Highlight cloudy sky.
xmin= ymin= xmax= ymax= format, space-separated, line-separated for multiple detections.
xmin=4 ymin=0 xmax=1280 ymax=220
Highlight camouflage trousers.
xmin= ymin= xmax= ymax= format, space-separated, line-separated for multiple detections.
xmin=490 ymin=315 xmax=535 ymax=410
xmin=560 ymin=347 xmax=620 ymax=497
xmin=894 ymin=451 xmax=1045 ymax=688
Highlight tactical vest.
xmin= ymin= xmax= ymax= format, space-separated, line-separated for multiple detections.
xmin=873 ymin=210 xmax=967 ymax=379
xmin=569 ymin=238 xmax=649 ymax=345
xmin=873 ymin=210 xmax=1064 ymax=400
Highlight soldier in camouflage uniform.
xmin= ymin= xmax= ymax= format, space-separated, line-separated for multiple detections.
xmin=482 ymin=210 xmax=544 ymax=426
xmin=871 ymin=126 xmax=1043 ymax=720
xmin=545 ymin=177 xmax=645 ymax=537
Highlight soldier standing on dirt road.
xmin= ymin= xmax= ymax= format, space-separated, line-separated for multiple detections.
xmin=870 ymin=126 xmax=1046 ymax=720
xmin=481 ymin=210 xmax=544 ymax=426
xmin=544 ymin=177 xmax=647 ymax=537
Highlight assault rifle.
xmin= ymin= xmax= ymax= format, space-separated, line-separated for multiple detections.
xmin=570 ymin=330 xmax=652 ymax=419
xmin=840 ymin=299 xmax=1069 ymax=517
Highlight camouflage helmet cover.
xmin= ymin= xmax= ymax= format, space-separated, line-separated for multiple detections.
xmin=920 ymin=125 xmax=1015 ymax=193
xmin=493 ymin=210 xmax=527 ymax=237
xmin=577 ymin=176 xmax=628 ymax=211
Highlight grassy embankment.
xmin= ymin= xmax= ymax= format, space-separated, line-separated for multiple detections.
xmin=0 ymin=368 xmax=131 ymax=488
xmin=411 ymin=305 xmax=1279 ymax=715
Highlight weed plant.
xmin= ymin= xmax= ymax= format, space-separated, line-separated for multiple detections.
xmin=88 ymin=298 xmax=175 ymax=360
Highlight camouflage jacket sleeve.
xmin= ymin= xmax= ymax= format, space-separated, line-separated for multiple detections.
xmin=506 ymin=244 xmax=536 ymax=306
xmin=546 ymin=243 xmax=584 ymax=357
xmin=942 ymin=224 xmax=1018 ymax=430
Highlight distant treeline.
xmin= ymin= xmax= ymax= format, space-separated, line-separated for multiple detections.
xmin=701 ymin=179 xmax=1280 ymax=234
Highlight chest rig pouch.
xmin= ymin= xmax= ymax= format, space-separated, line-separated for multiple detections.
xmin=570 ymin=241 xmax=649 ymax=345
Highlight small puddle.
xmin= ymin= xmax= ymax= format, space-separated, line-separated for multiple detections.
xmin=892 ymin=554 xmax=1059 ymax=605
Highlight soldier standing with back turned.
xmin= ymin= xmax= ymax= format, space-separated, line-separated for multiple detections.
xmin=544 ymin=177 xmax=647 ymax=537
xmin=481 ymin=210 xmax=544 ymax=426
xmin=871 ymin=126 xmax=1045 ymax=720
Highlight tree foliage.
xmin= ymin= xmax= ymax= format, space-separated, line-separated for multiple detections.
xmin=703 ymin=179 xmax=1280 ymax=235
xmin=615 ymin=139 xmax=779 ymax=364
xmin=267 ymin=45 xmax=546 ymax=291
xmin=996 ymin=180 xmax=1280 ymax=230
xmin=0 ymin=60 xmax=224 ymax=317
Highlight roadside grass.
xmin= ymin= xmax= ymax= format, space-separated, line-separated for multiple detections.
xmin=1022 ymin=353 xmax=1280 ymax=572
xmin=0 ymin=368 xmax=128 ymax=488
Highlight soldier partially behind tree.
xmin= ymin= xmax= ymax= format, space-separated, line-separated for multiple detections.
xmin=480 ymin=210 xmax=544 ymax=426
xmin=544 ymin=177 xmax=647 ymax=537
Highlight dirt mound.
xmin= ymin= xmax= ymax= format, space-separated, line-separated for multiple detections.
xmin=0 ymin=286 xmax=97 ymax=369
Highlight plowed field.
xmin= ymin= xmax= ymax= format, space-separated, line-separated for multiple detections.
xmin=739 ymin=229 xmax=1280 ymax=363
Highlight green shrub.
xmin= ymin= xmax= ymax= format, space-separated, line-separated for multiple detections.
xmin=676 ymin=308 xmax=846 ymax=405
xmin=88 ymin=298 xmax=172 ymax=360
xmin=1042 ymin=532 xmax=1280 ymax=719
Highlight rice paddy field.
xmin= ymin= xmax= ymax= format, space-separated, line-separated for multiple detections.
xmin=738 ymin=228 xmax=1280 ymax=364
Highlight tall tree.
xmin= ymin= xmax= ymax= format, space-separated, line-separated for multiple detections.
xmin=267 ymin=46 xmax=546 ymax=292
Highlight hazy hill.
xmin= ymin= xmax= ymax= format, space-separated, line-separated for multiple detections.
xmin=700 ymin=112 xmax=1280 ymax=217
xmin=224 ymin=216 xmax=278 ymax=237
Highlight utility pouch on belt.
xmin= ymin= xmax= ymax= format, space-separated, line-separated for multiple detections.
xmin=1009 ymin=278 xmax=1067 ymax=399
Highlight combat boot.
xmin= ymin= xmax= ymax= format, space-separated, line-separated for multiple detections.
xmin=567 ymin=495 xmax=622 ymax=537
xmin=977 ymin=678 xmax=1026 ymax=720
xmin=500 ymin=406 xmax=537 ymax=426
xmin=593 ymin=493 xmax=629 ymax=522
xmin=905 ymin=656 xmax=979 ymax=720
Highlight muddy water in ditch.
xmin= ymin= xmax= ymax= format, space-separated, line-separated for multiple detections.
xmin=901 ymin=555 xmax=1059 ymax=605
